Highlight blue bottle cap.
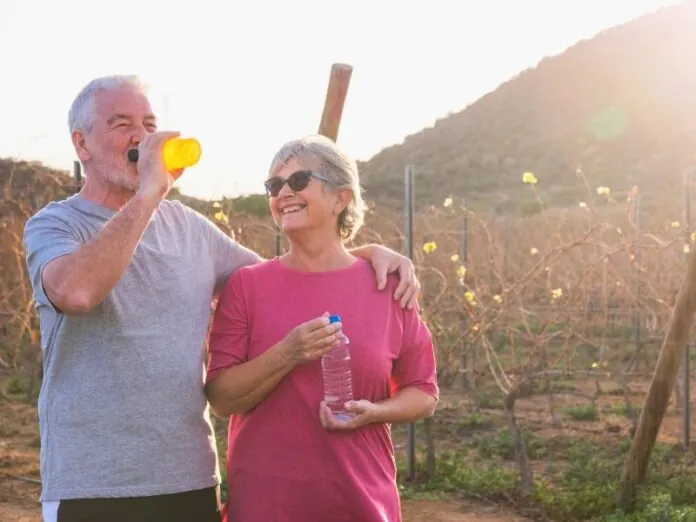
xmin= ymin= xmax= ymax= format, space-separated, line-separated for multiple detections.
xmin=329 ymin=314 xmax=341 ymax=323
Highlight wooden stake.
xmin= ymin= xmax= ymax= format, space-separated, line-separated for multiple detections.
xmin=317 ymin=63 xmax=353 ymax=142
xmin=616 ymin=243 xmax=696 ymax=510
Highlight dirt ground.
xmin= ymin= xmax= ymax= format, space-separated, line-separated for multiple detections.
xmin=0 ymin=381 xmax=527 ymax=522
xmin=2 ymin=369 xmax=692 ymax=522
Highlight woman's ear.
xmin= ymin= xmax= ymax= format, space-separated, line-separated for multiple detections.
xmin=333 ymin=188 xmax=353 ymax=216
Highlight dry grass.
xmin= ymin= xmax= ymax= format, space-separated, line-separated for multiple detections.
xmin=2 ymin=160 xmax=696 ymax=520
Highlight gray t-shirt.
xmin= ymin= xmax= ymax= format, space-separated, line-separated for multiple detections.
xmin=22 ymin=194 xmax=262 ymax=501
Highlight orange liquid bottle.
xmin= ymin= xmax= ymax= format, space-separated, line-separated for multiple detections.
xmin=162 ymin=138 xmax=202 ymax=171
xmin=126 ymin=137 xmax=202 ymax=172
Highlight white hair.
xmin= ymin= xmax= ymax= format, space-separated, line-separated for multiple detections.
xmin=68 ymin=75 xmax=149 ymax=133
xmin=269 ymin=135 xmax=366 ymax=242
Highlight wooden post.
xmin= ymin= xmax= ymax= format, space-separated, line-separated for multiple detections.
xmin=616 ymin=241 xmax=696 ymax=510
xmin=73 ymin=160 xmax=82 ymax=193
xmin=317 ymin=63 xmax=353 ymax=142
xmin=683 ymin=169 xmax=692 ymax=451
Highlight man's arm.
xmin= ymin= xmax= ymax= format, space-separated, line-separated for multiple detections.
xmin=201 ymin=218 xmax=419 ymax=307
xmin=28 ymin=130 xmax=182 ymax=316
xmin=34 ymin=192 xmax=162 ymax=315
xmin=349 ymin=243 xmax=421 ymax=309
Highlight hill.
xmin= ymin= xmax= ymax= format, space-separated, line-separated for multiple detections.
xmin=4 ymin=4 xmax=696 ymax=217
xmin=359 ymin=1 xmax=696 ymax=213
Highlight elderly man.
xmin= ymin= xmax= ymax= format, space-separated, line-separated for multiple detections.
xmin=23 ymin=75 xmax=421 ymax=522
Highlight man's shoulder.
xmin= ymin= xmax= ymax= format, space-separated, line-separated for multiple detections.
xmin=24 ymin=197 xmax=82 ymax=234
xmin=159 ymin=198 xmax=196 ymax=218
xmin=27 ymin=197 xmax=73 ymax=220
xmin=159 ymin=199 xmax=218 ymax=228
xmin=162 ymin=197 xmax=217 ymax=214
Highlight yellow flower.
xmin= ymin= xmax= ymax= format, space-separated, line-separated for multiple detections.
xmin=422 ymin=241 xmax=437 ymax=254
xmin=493 ymin=295 xmax=502 ymax=304
xmin=596 ymin=186 xmax=610 ymax=196
xmin=551 ymin=288 xmax=563 ymax=300
xmin=684 ymin=244 xmax=691 ymax=254
xmin=691 ymin=232 xmax=696 ymax=242
xmin=212 ymin=201 xmax=222 ymax=208
xmin=578 ymin=201 xmax=587 ymax=208
xmin=450 ymin=254 xmax=459 ymax=262
xmin=530 ymin=247 xmax=539 ymax=255
xmin=671 ymin=221 xmax=680 ymax=228
xmin=591 ymin=362 xmax=599 ymax=369
xmin=522 ymin=172 xmax=538 ymax=184
xmin=214 ymin=211 xmax=228 ymax=224
xmin=464 ymin=291 xmax=477 ymax=307
xmin=457 ymin=265 xmax=467 ymax=279
xmin=443 ymin=197 xmax=453 ymax=208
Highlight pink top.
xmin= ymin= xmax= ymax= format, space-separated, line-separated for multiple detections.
xmin=207 ymin=257 xmax=439 ymax=522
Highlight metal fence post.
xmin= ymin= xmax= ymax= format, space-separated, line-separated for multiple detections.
xmin=404 ymin=164 xmax=416 ymax=480
xmin=684 ymin=170 xmax=692 ymax=451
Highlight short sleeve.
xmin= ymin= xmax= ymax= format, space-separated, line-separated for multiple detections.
xmin=186 ymin=207 xmax=263 ymax=295
xmin=206 ymin=270 xmax=251 ymax=383
xmin=23 ymin=207 xmax=82 ymax=313
xmin=391 ymin=305 xmax=439 ymax=400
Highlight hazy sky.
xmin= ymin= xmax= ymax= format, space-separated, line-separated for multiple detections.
xmin=1 ymin=0 xmax=682 ymax=200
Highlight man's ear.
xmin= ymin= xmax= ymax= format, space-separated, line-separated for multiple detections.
xmin=72 ymin=129 xmax=91 ymax=163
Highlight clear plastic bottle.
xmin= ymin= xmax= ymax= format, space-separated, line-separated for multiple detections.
xmin=322 ymin=314 xmax=354 ymax=421
xmin=127 ymin=137 xmax=202 ymax=172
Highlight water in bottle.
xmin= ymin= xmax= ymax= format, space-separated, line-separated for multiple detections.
xmin=322 ymin=314 xmax=354 ymax=421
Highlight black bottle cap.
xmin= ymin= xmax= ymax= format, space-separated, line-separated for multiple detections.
xmin=127 ymin=149 xmax=139 ymax=162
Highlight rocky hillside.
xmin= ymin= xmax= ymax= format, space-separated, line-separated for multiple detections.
xmin=359 ymin=1 xmax=696 ymax=213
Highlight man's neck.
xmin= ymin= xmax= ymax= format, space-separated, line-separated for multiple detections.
xmin=78 ymin=178 xmax=136 ymax=211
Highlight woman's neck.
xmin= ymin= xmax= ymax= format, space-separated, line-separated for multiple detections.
xmin=282 ymin=235 xmax=356 ymax=272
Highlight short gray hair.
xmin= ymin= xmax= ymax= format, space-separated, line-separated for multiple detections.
xmin=269 ymin=135 xmax=366 ymax=242
xmin=68 ymin=75 xmax=149 ymax=133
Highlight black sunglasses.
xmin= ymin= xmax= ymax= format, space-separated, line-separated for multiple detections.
xmin=264 ymin=170 xmax=329 ymax=197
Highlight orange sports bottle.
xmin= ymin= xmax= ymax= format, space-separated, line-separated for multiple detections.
xmin=127 ymin=137 xmax=202 ymax=172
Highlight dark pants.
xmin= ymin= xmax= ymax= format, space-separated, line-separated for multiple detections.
xmin=56 ymin=485 xmax=222 ymax=522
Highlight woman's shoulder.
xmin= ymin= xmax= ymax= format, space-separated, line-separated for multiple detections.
xmin=353 ymin=257 xmax=402 ymax=287
xmin=236 ymin=257 xmax=282 ymax=274
xmin=228 ymin=256 xmax=401 ymax=291
xmin=348 ymin=258 xmax=405 ymax=303
xmin=225 ymin=257 xmax=283 ymax=289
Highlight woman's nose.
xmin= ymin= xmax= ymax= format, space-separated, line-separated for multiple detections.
xmin=277 ymin=180 xmax=294 ymax=197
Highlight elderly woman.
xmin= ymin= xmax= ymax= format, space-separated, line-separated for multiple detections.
xmin=205 ymin=135 xmax=439 ymax=522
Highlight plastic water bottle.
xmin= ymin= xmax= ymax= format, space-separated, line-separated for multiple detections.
xmin=322 ymin=314 xmax=354 ymax=421
xmin=127 ymin=137 xmax=202 ymax=172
